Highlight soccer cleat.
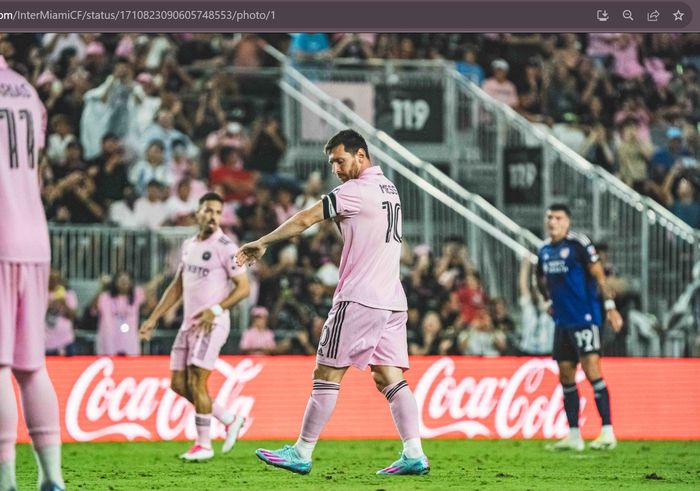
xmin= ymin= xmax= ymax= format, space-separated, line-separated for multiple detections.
xmin=589 ymin=433 xmax=617 ymax=450
xmin=40 ymin=484 xmax=65 ymax=491
xmin=180 ymin=444 xmax=214 ymax=461
xmin=545 ymin=436 xmax=585 ymax=452
xmin=377 ymin=452 xmax=430 ymax=475
xmin=255 ymin=445 xmax=312 ymax=475
xmin=222 ymin=415 xmax=246 ymax=453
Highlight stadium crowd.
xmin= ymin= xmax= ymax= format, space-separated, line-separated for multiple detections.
xmin=1 ymin=33 xmax=694 ymax=357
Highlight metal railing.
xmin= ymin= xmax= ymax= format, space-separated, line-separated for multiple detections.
xmin=49 ymin=225 xmax=195 ymax=283
xmin=277 ymin=63 xmax=541 ymax=306
xmin=268 ymin=46 xmax=700 ymax=317
xmin=450 ymin=71 xmax=699 ymax=316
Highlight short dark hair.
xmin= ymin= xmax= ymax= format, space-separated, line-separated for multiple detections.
xmin=198 ymin=192 xmax=224 ymax=207
xmin=324 ymin=129 xmax=370 ymax=160
xmin=146 ymin=179 xmax=162 ymax=189
xmin=147 ymin=139 xmax=165 ymax=151
xmin=547 ymin=203 xmax=571 ymax=217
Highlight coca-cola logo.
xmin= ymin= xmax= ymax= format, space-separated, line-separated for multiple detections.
xmin=65 ymin=357 xmax=263 ymax=442
xmin=414 ymin=358 xmax=587 ymax=439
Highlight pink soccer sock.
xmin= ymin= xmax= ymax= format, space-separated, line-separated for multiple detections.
xmin=195 ymin=413 xmax=212 ymax=448
xmin=0 ymin=367 xmax=18 ymax=463
xmin=383 ymin=380 xmax=421 ymax=443
xmin=13 ymin=368 xmax=61 ymax=450
xmin=299 ymin=380 xmax=340 ymax=444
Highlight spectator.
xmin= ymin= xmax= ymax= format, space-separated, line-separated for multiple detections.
xmin=132 ymin=72 xmax=162 ymax=138
xmin=230 ymin=33 xmax=266 ymax=68
xmin=289 ymin=33 xmax=331 ymax=67
xmin=92 ymin=272 xmax=145 ymax=356
xmin=661 ymin=163 xmax=700 ymax=228
xmin=46 ymin=114 xmax=76 ymax=165
xmin=273 ymin=185 xmax=299 ymax=226
xmin=650 ymin=127 xmax=693 ymax=183
xmin=435 ymin=238 xmax=474 ymax=291
xmin=457 ymin=271 xmax=489 ymax=326
xmin=142 ymin=108 xmax=193 ymax=163
xmin=490 ymin=297 xmax=518 ymax=354
xmin=409 ymin=311 xmax=443 ymax=355
xmin=457 ymin=311 xmax=506 ymax=356
xmin=52 ymin=170 xmax=105 ymax=223
xmin=205 ymin=121 xmax=251 ymax=170
xmin=108 ymin=185 xmax=140 ymax=228
xmin=165 ymin=178 xmax=199 ymax=226
xmin=129 ymin=140 xmax=172 ymax=196
xmin=209 ymin=146 xmax=256 ymax=203
xmin=456 ymin=44 xmax=484 ymax=85
xmin=542 ymin=61 xmax=579 ymax=123
xmin=45 ymin=269 xmax=78 ymax=356
xmin=133 ymin=180 xmax=169 ymax=229
xmin=579 ymin=124 xmax=615 ymax=173
xmin=616 ymin=118 xmax=654 ymax=191
xmin=89 ymin=133 xmax=130 ymax=206
xmin=194 ymin=81 xmax=227 ymax=140
xmin=247 ymin=115 xmax=287 ymax=177
xmin=296 ymin=172 xmax=323 ymax=236
xmin=52 ymin=140 xmax=86 ymax=180
xmin=517 ymin=255 xmax=554 ymax=356
xmin=405 ymin=245 xmax=443 ymax=314
xmin=332 ymin=33 xmax=375 ymax=61
xmin=482 ymin=59 xmax=519 ymax=109
xmin=239 ymin=306 xmax=278 ymax=355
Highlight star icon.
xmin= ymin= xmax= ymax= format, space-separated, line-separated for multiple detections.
xmin=673 ymin=10 xmax=685 ymax=21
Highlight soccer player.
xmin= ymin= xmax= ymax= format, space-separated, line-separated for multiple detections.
xmin=536 ymin=204 xmax=623 ymax=451
xmin=0 ymin=55 xmax=65 ymax=491
xmin=236 ymin=129 xmax=430 ymax=476
xmin=139 ymin=193 xmax=248 ymax=461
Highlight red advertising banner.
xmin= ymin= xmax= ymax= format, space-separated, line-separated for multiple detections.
xmin=14 ymin=356 xmax=700 ymax=443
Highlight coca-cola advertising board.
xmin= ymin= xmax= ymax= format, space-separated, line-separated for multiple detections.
xmin=15 ymin=356 xmax=700 ymax=443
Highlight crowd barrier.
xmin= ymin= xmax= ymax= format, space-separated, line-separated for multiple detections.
xmin=15 ymin=356 xmax=700 ymax=443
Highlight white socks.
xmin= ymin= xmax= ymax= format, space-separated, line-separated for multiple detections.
xmin=0 ymin=459 xmax=16 ymax=491
xmin=600 ymin=425 xmax=615 ymax=438
xmin=403 ymin=438 xmax=424 ymax=459
xmin=293 ymin=438 xmax=315 ymax=461
xmin=34 ymin=444 xmax=65 ymax=489
xmin=568 ymin=428 xmax=581 ymax=441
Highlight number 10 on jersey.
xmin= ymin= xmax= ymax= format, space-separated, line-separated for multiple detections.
xmin=382 ymin=201 xmax=402 ymax=243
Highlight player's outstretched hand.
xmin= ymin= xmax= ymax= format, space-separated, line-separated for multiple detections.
xmin=236 ymin=240 xmax=267 ymax=266
xmin=139 ymin=318 xmax=157 ymax=341
xmin=193 ymin=308 xmax=216 ymax=334
xmin=606 ymin=309 xmax=624 ymax=333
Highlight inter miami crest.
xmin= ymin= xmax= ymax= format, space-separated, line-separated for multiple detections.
xmin=202 ymin=251 xmax=212 ymax=261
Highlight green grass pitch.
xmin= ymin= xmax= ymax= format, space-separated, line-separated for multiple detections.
xmin=16 ymin=439 xmax=700 ymax=490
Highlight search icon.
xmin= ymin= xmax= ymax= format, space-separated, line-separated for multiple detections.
xmin=623 ymin=9 xmax=634 ymax=20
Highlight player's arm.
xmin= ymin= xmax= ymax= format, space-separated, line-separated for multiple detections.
xmin=588 ymin=261 xmax=624 ymax=332
xmin=193 ymin=272 xmax=251 ymax=332
xmin=534 ymin=256 xmax=549 ymax=302
xmin=139 ymin=269 xmax=183 ymax=340
xmin=236 ymin=200 xmax=325 ymax=265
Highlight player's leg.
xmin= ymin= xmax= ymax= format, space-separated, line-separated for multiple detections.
xmin=548 ymin=328 xmax=584 ymax=451
xmin=170 ymin=370 xmax=192 ymax=402
xmin=187 ymin=365 xmax=214 ymax=449
xmin=370 ymin=310 xmax=429 ymax=475
xmin=0 ymin=365 xmax=18 ymax=491
xmin=0 ymin=263 xmax=19 ymax=491
xmin=256 ymin=363 xmax=347 ymax=474
xmin=13 ymin=264 xmax=65 ymax=489
xmin=580 ymin=352 xmax=616 ymax=449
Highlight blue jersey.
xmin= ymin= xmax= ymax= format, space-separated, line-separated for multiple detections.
xmin=537 ymin=232 xmax=601 ymax=329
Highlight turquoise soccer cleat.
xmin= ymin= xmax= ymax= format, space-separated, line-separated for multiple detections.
xmin=377 ymin=452 xmax=430 ymax=476
xmin=255 ymin=445 xmax=312 ymax=475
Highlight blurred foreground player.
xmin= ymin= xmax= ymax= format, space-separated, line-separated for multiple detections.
xmin=537 ymin=204 xmax=623 ymax=451
xmin=0 ymin=56 xmax=65 ymax=491
xmin=237 ymin=129 xmax=430 ymax=476
xmin=139 ymin=193 xmax=248 ymax=461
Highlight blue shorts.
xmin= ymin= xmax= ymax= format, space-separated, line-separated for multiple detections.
xmin=552 ymin=325 xmax=601 ymax=362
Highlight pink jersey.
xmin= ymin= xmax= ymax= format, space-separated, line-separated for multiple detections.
xmin=95 ymin=288 xmax=145 ymax=356
xmin=0 ymin=56 xmax=49 ymax=263
xmin=323 ymin=166 xmax=407 ymax=311
xmin=179 ymin=228 xmax=246 ymax=330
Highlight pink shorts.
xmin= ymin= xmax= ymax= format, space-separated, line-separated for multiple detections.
xmin=0 ymin=262 xmax=49 ymax=370
xmin=317 ymin=301 xmax=409 ymax=371
xmin=170 ymin=317 xmax=230 ymax=371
